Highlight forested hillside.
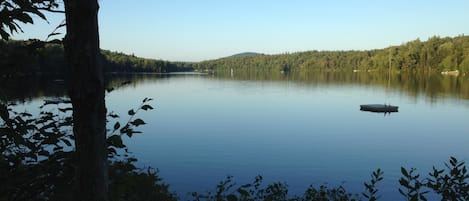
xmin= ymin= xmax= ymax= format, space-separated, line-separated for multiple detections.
xmin=2 ymin=35 xmax=469 ymax=76
xmin=0 ymin=40 xmax=192 ymax=76
xmin=196 ymin=35 xmax=469 ymax=73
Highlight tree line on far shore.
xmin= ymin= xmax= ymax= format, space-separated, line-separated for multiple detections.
xmin=195 ymin=35 xmax=469 ymax=74
xmin=2 ymin=35 xmax=469 ymax=76
xmin=0 ymin=39 xmax=193 ymax=76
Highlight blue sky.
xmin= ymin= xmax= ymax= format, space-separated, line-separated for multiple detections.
xmin=12 ymin=0 xmax=469 ymax=61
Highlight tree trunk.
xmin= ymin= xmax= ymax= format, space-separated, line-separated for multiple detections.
xmin=63 ymin=0 xmax=108 ymax=201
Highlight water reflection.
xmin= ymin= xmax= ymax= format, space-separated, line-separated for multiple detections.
xmin=0 ymin=75 xmax=67 ymax=103
xmin=2 ymin=71 xmax=468 ymax=105
xmin=105 ymin=71 xmax=469 ymax=106
xmin=214 ymin=71 xmax=469 ymax=101
xmin=3 ymin=71 xmax=469 ymax=201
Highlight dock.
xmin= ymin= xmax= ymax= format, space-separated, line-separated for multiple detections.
xmin=360 ymin=104 xmax=398 ymax=113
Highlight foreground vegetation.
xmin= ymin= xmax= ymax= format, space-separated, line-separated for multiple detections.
xmin=1 ymin=99 xmax=468 ymax=201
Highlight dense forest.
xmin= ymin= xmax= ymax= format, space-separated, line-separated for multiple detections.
xmin=196 ymin=35 xmax=469 ymax=74
xmin=0 ymin=39 xmax=193 ymax=76
xmin=2 ymin=35 xmax=469 ymax=76
xmin=101 ymin=50 xmax=193 ymax=73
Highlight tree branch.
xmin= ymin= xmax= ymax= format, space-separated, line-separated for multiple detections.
xmin=37 ymin=8 xmax=65 ymax=14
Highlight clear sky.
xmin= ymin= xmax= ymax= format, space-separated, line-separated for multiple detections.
xmin=12 ymin=0 xmax=469 ymax=62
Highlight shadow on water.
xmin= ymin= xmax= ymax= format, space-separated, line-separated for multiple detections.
xmin=0 ymin=73 xmax=207 ymax=103
xmin=0 ymin=75 xmax=67 ymax=103
xmin=2 ymin=71 xmax=469 ymax=104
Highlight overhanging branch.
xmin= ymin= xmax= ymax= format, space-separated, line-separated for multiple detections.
xmin=37 ymin=8 xmax=65 ymax=14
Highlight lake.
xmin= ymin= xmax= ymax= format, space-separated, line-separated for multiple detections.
xmin=8 ymin=71 xmax=469 ymax=200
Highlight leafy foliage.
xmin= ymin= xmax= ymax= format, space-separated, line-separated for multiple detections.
xmin=191 ymin=161 xmax=469 ymax=201
xmin=191 ymin=175 xmax=360 ymax=201
xmin=107 ymin=98 xmax=153 ymax=157
xmin=0 ymin=101 xmax=74 ymax=200
xmin=109 ymin=158 xmax=177 ymax=201
xmin=399 ymin=157 xmax=469 ymax=201
xmin=399 ymin=168 xmax=428 ymax=201
xmin=363 ymin=169 xmax=383 ymax=201
xmin=0 ymin=0 xmax=62 ymax=40
xmin=426 ymin=157 xmax=469 ymax=200
xmin=0 ymin=97 xmax=176 ymax=201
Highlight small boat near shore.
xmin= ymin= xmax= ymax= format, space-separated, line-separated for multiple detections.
xmin=360 ymin=104 xmax=398 ymax=113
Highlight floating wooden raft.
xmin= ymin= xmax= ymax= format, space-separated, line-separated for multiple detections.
xmin=360 ymin=104 xmax=398 ymax=113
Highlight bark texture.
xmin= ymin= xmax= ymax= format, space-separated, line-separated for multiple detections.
xmin=63 ymin=0 xmax=108 ymax=200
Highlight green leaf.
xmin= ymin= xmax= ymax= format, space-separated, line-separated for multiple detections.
xmin=16 ymin=13 xmax=34 ymax=24
xmin=108 ymin=113 xmax=119 ymax=118
xmin=0 ymin=29 xmax=10 ymax=40
xmin=398 ymin=188 xmax=406 ymax=196
xmin=362 ymin=193 xmax=369 ymax=198
xmin=19 ymin=112 xmax=32 ymax=117
xmin=364 ymin=183 xmax=371 ymax=189
xmin=141 ymin=104 xmax=154 ymax=110
xmin=126 ymin=131 xmax=133 ymax=138
xmin=62 ymin=139 xmax=72 ymax=146
xmin=107 ymin=135 xmax=124 ymax=148
xmin=401 ymin=167 xmax=409 ymax=177
xmin=399 ymin=179 xmax=410 ymax=188
xmin=47 ymin=32 xmax=61 ymax=38
xmin=227 ymin=194 xmax=238 ymax=201
xmin=0 ymin=104 xmax=9 ymax=121
xmin=450 ymin=157 xmax=457 ymax=166
xmin=58 ymin=107 xmax=72 ymax=113
xmin=30 ymin=8 xmax=48 ymax=21
xmin=53 ymin=146 xmax=63 ymax=152
xmin=130 ymin=118 xmax=145 ymax=126
xmin=57 ymin=22 xmax=67 ymax=29
xmin=143 ymin=97 xmax=153 ymax=103
xmin=113 ymin=122 xmax=120 ymax=130
xmin=128 ymin=109 xmax=135 ymax=116
xmin=237 ymin=188 xmax=249 ymax=196
xmin=108 ymin=147 xmax=117 ymax=156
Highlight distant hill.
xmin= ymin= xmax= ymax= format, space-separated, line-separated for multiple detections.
xmin=227 ymin=52 xmax=262 ymax=58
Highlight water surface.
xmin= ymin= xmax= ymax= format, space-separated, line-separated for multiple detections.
xmin=104 ymin=72 xmax=469 ymax=200
xmin=7 ymin=72 xmax=469 ymax=200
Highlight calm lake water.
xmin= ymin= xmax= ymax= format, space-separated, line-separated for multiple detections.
xmin=9 ymin=72 xmax=469 ymax=200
